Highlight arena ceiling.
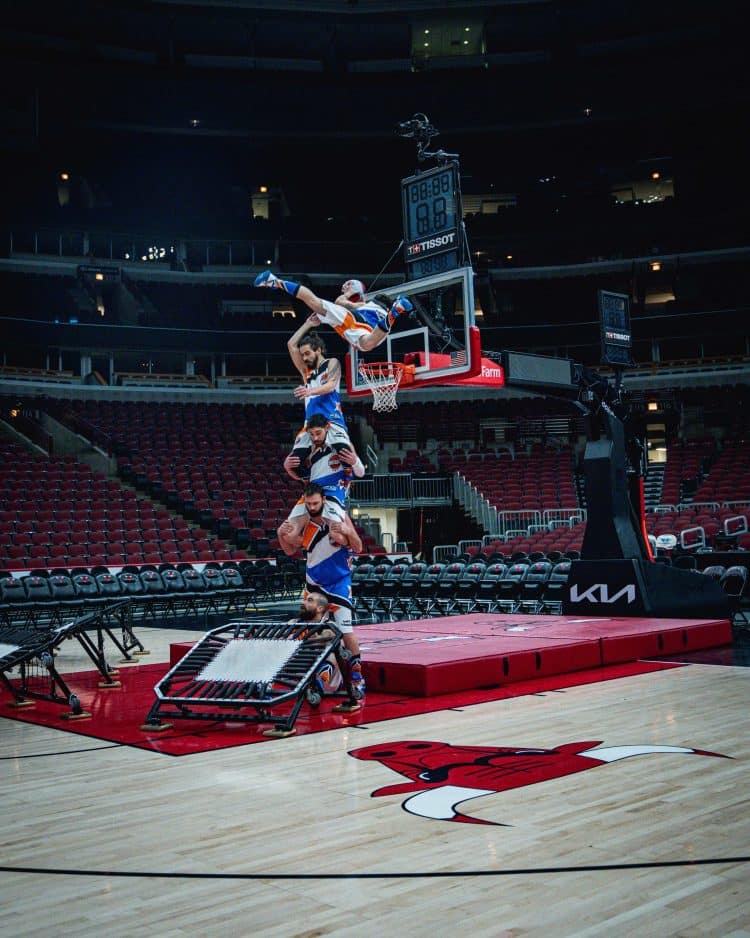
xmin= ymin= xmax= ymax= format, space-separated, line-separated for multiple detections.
xmin=0 ymin=0 xmax=745 ymax=231
xmin=1 ymin=0 xmax=742 ymax=144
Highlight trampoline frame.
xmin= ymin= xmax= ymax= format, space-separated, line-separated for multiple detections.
xmin=0 ymin=600 xmax=143 ymax=717
xmin=142 ymin=619 xmax=360 ymax=736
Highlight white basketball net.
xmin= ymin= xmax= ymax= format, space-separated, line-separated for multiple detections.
xmin=358 ymin=362 xmax=405 ymax=412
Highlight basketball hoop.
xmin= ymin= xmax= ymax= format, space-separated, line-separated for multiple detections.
xmin=358 ymin=362 xmax=407 ymax=412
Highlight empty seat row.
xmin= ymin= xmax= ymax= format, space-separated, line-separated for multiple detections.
xmin=0 ymin=559 xmax=307 ymax=628
xmin=0 ymin=566 xmax=245 ymax=605
xmin=352 ymin=559 xmax=572 ymax=620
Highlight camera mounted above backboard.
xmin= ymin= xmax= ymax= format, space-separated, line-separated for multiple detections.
xmin=395 ymin=113 xmax=459 ymax=165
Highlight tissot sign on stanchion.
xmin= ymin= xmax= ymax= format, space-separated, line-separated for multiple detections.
xmin=559 ymin=291 xmax=729 ymax=619
xmin=495 ymin=295 xmax=729 ymax=620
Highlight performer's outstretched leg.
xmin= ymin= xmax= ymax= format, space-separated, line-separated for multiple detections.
xmin=255 ymin=271 xmax=326 ymax=317
xmin=255 ymin=270 xmax=412 ymax=351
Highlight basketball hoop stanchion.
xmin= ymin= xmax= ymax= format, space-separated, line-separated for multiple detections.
xmin=358 ymin=361 xmax=415 ymax=412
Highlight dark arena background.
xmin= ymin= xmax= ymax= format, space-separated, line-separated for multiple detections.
xmin=1 ymin=2 xmax=749 ymax=934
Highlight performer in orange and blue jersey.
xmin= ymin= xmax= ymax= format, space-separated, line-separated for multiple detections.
xmin=255 ymin=272 xmax=413 ymax=353
xmin=281 ymin=412 xmax=364 ymax=530
xmin=286 ymin=319 xmax=350 ymax=461
xmin=278 ymin=483 xmax=366 ymax=701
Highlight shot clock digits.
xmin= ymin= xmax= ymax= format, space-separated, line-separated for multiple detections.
xmin=401 ymin=163 xmax=461 ymax=279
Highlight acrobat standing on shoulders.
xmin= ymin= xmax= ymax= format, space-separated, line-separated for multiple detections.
xmin=286 ymin=316 xmax=350 ymax=463
xmin=279 ymin=412 xmax=365 ymax=544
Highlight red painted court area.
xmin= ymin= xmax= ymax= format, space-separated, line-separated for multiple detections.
xmin=1 ymin=613 xmax=729 ymax=755
xmin=168 ymin=613 xmax=731 ymax=697
xmin=0 ymin=659 xmax=681 ymax=756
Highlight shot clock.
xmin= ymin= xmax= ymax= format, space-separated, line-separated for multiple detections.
xmin=401 ymin=163 xmax=462 ymax=280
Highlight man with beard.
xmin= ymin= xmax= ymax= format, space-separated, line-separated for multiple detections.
xmin=294 ymin=590 xmax=331 ymax=625
xmin=290 ymin=590 xmax=343 ymax=698
xmin=280 ymin=411 xmax=365 ymax=540
xmin=285 ymin=322 xmax=350 ymax=466
xmin=278 ymin=483 xmax=365 ymax=701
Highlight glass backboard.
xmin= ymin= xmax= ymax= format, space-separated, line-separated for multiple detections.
xmin=345 ymin=265 xmax=481 ymax=396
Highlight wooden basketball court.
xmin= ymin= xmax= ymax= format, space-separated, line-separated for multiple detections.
xmin=1 ymin=620 xmax=748 ymax=936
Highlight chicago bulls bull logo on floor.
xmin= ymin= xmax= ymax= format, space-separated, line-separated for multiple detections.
xmin=349 ymin=740 xmax=728 ymax=825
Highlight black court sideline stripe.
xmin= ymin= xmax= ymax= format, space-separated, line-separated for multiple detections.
xmin=1 ymin=857 xmax=748 ymax=880
xmin=0 ymin=744 xmax=123 ymax=760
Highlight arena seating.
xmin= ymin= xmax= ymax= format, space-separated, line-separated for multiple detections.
xmin=721 ymin=566 xmax=750 ymax=623
xmin=44 ymin=398 xmax=396 ymax=560
xmin=444 ymin=445 xmax=579 ymax=512
xmin=350 ymin=556 xmax=581 ymax=620
xmin=0 ymin=439 xmax=236 ymax=570
xmin=692 ymin=439 xmax=750 ymax=505
xmin=659 ymin=437 xmax=718 ymax=506
xmin=644 ymin=438 xmax=750 ymax=550
xmin=2 ymin=388 xmax=749 ymax=628
xmin=348 ymin=397 xmax=586 ymax=451
xmin=1 ymin=395 xmax=394 ymax=573
xmin=45 ymin=400 xmax=299 ymax=553
xmin=450 ymin=434 xmax=750 ymax=559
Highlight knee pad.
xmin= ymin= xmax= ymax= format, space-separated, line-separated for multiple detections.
xmin=316 ymin=659 xmax=342 ymax=694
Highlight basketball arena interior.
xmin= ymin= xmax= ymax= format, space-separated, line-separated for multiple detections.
xmin=1 ymin=2 xmax=748 ymax=935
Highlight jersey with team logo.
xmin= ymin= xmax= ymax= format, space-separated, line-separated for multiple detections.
xmin=304 ymin=358 xmax=346 ymax=430
xmin=298 ymin=441 xmax=354 ymax=507
xmin=303 ymin=520 xmax=354 ymax=612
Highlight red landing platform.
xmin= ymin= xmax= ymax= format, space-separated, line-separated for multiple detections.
xmin=171 ymin=613 xmax=732 ymax=698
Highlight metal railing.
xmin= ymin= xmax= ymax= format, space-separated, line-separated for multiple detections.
xmin=454 ymin=473 xmax=469 ymax=510
xmin=684 ymin=501 xmax=721 ymax=513
xmin=497 ymin=510 xmax=543 ymax=535
xmin=433 ymin=544 xmax=460 ymax=563
xmin=654 ymin=501 xmax=750 ymax=514
xmin=455 ymin=474 xmax=588 ymax=537
xmin=458 ymin=539 xmax=483 ymax=555
xmin=350 ymin=474 xmax=451 ymax=507
xmin=453 ymin=474 xmax=498 ymax=532
xmin=414 ymin=477 xmax=453 ymax=502
xmin=724 ymin=515 xmax=749 ymax=536
xmin=6 ymin=226 xmax=401 ymax=277
xmin=543 ymin=508 xmax=587 ymax=527
xmin=724 ymin=500 xmax=750 ymax=511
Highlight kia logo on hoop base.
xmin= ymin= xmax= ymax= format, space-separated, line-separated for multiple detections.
xmin=569 ymin=583 xmax=637 ymax=604
xmin=562 ymin=559 xmax=650 ymax=616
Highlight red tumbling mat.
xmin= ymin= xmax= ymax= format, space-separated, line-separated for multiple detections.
xmin=171 ymin=613 xmax=730 ymax=697
xmin=356 ymin=613 xmax=730 ymax=695
xmin=365 ymin=614 xmax=731 ymax=695
xmin=0 ymin=659 xmax=682 ymax=756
